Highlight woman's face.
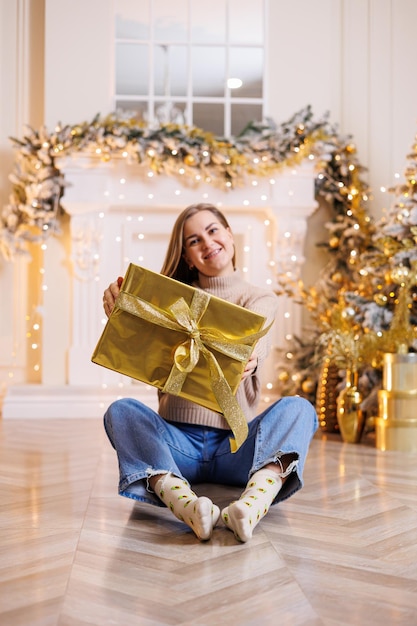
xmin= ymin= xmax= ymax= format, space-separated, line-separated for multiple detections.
xmin=182 ymin=210 xmax=235 ymax=278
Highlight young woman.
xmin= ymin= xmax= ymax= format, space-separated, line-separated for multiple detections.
xmin=102 ymin=203 xmax=318 ymax=542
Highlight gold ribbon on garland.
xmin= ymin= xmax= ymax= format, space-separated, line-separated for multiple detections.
xmin=116 ymin=289 xmax=271 ymax=452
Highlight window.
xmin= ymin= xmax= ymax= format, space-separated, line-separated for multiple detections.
xmin=114 ymin=0 xmax=266 ymax=137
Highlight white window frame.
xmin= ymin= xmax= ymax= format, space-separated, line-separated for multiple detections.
xmin=112 ymin=0 xmax=267 ymax=137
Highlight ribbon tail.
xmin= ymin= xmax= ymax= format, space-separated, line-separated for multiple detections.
xmin=205 ymin=351 xmax=248 ymax=453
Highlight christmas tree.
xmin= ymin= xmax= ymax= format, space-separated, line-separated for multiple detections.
xmin=275 ymin=125 xmax=378 ymax=406
xmin=342 ymin=130 xmax=417 ymax=354
xmin=276 ymin=125 xmax=417 ymax=427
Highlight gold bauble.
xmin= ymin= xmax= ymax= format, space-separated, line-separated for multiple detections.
xmin=374 ymin=293 xmax=388 ymax=306
xmin=184 ymin=154 xmax=195 ymax=166
xmin=329 ymin=236 xmax=340 ymax=248
xmin=332 ymin=271 xmax=343 ymax=283
xmin=302 ymin=378 xmax=316 ymax=394
xmin=278 ymin=371 xmax=289 ymax=382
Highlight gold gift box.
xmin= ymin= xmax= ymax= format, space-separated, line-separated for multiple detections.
xmin=375 ymin=417 xmax=417 ymax=453
xmin=92 ymin=264 xmax=268 ymax=450
xmin=382 ymin=353 xmax=417 ymax=392
xmin=378 ymin=389 xmax=417 ymax=421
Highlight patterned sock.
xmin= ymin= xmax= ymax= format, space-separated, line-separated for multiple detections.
xmin=221 ymin=468 xmax=284 ymax=542
xmin=154 ymin=473 xmax=220 ymax=541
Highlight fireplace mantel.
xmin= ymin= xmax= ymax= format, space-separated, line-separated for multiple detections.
xmin=3 ymin=156 xmax=318 ymax=418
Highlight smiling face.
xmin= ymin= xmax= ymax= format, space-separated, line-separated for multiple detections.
xmin=182 ymin=209 xmax=235 ymax=278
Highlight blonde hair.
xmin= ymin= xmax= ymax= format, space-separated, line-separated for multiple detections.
xmin=160 ymin=203 xmax=235 ymax=284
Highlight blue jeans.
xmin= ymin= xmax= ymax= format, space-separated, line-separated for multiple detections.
xmin=104 ymin=396 xmax=318 ymax=507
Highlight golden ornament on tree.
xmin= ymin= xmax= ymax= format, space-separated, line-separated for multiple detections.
xmin=301 ymin=378 xmax=316 ymax=394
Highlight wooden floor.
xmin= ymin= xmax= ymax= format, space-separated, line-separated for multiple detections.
xmin=1 ymin=418 xmax=417 ymax=626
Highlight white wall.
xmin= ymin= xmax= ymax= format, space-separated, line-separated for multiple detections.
xmin=267 ymin=0 xmax=417 ymax=218
xmin=1 ymin=0 xmax=417 ymax=395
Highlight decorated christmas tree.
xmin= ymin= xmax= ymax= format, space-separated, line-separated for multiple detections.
xmin=342 ymin=130 xmax=417 ymax=353
xmin=276 ymin=125 xmax=417 ymax=428
xmin=274 ymin=126 xmax=378 ymax=406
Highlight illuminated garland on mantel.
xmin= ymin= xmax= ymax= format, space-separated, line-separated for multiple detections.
xmin=0 ymin=105 xmax=370 ymax=260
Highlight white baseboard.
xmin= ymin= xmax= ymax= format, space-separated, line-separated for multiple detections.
xmin=1 ymin=383 xmax=159 ymax=418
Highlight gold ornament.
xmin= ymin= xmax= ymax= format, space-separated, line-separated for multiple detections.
xmin=184 ymin=154 xmax=196 ymax=166
xmin=329 ymin=236 xmax=340 ymax=248
xmin=331 ymin=271 xmax=343 ymax=284
xmin=278 ymin=371 xmax=289 ymax=382
xmin=337 ymin=367 xmax=365 ymax=443
xmin=374 ymin=293 xmax=388 ymax=306
xmin=302 ymin=378 xmax=316 ymax=394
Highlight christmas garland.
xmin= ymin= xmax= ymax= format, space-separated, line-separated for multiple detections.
xmin=0 ymin=105 xmax=370 ymax=260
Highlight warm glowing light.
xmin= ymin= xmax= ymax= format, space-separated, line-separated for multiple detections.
xmin=227 ymin=77 xmax=243 ymax=89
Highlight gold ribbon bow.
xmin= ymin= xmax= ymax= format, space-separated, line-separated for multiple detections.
xmin=116 ymin=289 xmax=270 ymax=452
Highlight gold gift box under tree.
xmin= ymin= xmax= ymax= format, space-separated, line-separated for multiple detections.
xmin=376 ymin=352 xmax=417 ymax=453
xmin=92 ymin=264 xmax=269 ymax=451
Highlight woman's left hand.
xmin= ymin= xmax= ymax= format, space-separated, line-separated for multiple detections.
xmin=242 ymin=354 xmax=258 ymax=380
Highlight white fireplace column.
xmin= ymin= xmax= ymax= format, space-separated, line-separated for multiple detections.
xmin=2 ymin=157 xmax=317 ymax=417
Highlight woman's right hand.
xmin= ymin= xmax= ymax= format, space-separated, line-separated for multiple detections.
xmin=103 ymin=277 xmax=123 ymax=317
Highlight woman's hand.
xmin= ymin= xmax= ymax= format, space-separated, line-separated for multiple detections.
xmin=241 ymin=354 xmax=258 ymax=380
xmin=103 ymin=277 xmax=123 ymax=317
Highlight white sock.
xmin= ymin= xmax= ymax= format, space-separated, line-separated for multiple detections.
xmin=221 ymin=468 xmax=284 ymax=542
xmin=154 ymin=473 xmax=220 ymax=541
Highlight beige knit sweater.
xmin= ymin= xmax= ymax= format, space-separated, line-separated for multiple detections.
xmin=158 ymin=270 xmax=279 ymax=430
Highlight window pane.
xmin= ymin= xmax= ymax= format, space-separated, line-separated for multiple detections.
xmin=191 ymin=0 xmax=226 ymax=43
xmin=116 ymin=43 xmax=148 ymax=95
xmin=154 ymin=45 xmax=188 ymax=97
xmin=193 ymin=103 xmax=224 ymax=135
xmin=229 ymin=0 xmax=264 ymax=45
xmin=192 ymin=47 xmax=225 ymax=97
xmin=153 ymin=0 xmax=188 ymax=42
xmin=115 ymin=0 xmax=150 ymax=39
xmin=229 ymin=47 xmax=263 ymax=98
xmin=231 ymin=103 xmax=262 ymax=136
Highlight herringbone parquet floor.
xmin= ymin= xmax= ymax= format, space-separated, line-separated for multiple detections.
xmin=1 ymin=417 xmax=417 ymax=626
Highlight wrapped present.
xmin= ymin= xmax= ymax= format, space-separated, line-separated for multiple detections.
xmin=92 ymin=263 xmax=270 ymax=451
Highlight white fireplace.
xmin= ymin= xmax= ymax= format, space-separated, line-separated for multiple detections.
xmin=2 ymin=156 xmax=317 ymax=417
